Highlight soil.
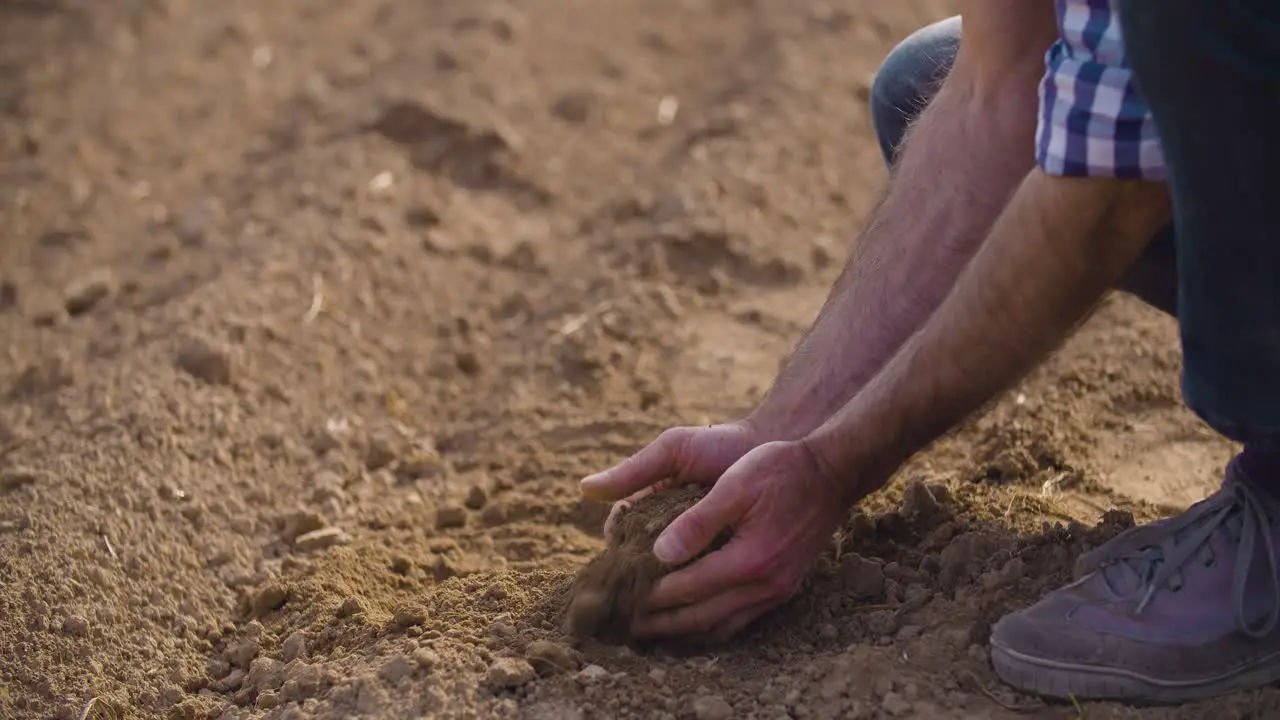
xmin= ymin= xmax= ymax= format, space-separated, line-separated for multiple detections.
xmin=563 ymin=485 xmax=708 ymax=645
xmin=0 ymin=0 xmax=1266 ymax=719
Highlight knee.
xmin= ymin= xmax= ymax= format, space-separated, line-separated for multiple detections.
xmin=870 ymin=16 xmax=962 ymax=166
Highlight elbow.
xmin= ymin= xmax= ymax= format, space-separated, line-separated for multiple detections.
xmin=870 ymin=22 xmax=1044 ymax=164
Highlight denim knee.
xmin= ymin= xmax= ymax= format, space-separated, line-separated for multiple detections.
xmin=870 ymin=16 xmax=962 ymax=167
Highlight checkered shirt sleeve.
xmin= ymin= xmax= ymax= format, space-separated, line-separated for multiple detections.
xmin=1036 ymin=0 xmax=1165 ymax=180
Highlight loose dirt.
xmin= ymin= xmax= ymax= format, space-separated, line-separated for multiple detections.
xmin=563 ymin=485 xmax=708 ymax=645
xmin=0 ymin=0 xmax=1264 ymax=718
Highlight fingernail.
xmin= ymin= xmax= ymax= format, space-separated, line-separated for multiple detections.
xmin=653 ymin=531 xmax=684 ymax=564
xmin=579 ymin=473 xmax=608 ymax=499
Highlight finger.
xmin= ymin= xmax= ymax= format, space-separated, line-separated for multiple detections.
xmin=580 ymin=428 xmax=695 ymax=502
xmin=648 ymin=539 xmax=769 ymax=610
xmin=711 ymin=599 xmax=775 ymax=643
xmin=652 ymin=479 xmax=750 ymax=565
xmin=633 ymin=583 xmax=772 ymax=639
xmin=602 ymin=499 xmax=628 ymax=539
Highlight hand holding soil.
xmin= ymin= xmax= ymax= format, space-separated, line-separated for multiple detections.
xmin=636 ymin=440 xmax=853 ymax=640
xmin=577 ymin=438 xmax=852 ymax=642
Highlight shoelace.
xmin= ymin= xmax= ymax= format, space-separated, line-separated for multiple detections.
xmin=1087 ymin=476 xmax=1280 ymax=638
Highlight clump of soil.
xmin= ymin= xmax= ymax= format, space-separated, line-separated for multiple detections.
xmin=563 ymin=485 xmax=710 ymax=643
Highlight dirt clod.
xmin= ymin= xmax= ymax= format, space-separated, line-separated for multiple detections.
xmin=176 ymin=338 xmax=235 ymax=385
xmin=394 ymin=604 xmax=428 ymax=627
xmin=282 ymin=510 xmax=327 ymax=541
xmin=524 ymin=640 xmax=580 ymax=676
xmin=465 ymin=483 xmax=489 ymax=510
xmin=436 ymin=504 xmax=468 ymax=529
xmin=839 ymin=553 xmax=886 ymax=599
xmin=282 ymin=632 xmax=307 ymax=662
xmin=484 ymin=657 xmax=536 ymax=690
xmin=693 ymin=695 xmax=734 ymax=720
xmin=250 ymin=583 xmax=290 ymax=617
xmin=0 ymin=466 xmax=44 ymax=492
xmin=901 ymin=477 xmax=944 ymax=522
xmin=61 ymin=615 xmax=89 ymax=637
xmin=564 ymin=485 xmax=707 ymax=643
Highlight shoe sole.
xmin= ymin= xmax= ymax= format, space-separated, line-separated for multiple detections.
xmin=991 ymin=642 xmax=1280 ymax=704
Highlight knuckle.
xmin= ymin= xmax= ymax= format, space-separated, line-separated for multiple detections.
xmin=656 ymin=427 xmax=690 ymax=450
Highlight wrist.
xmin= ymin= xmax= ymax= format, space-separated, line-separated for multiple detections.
xmin=799 ymin=416 xmax=900 ymax=508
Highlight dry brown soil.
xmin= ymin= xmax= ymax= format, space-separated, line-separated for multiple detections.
xmin=0 ymin=1 xmax=1271 ymax=718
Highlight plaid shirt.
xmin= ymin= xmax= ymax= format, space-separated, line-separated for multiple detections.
xmin=1037 ymin=0 xmax=1165 ymax=180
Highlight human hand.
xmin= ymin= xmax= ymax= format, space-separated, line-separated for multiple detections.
xmin=580 ymin=422 xmax=761 ymax=536
xmin=631 ymin=439 xmax=853 ymax=641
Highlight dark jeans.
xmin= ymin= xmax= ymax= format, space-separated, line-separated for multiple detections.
xmin=869 ymin=5 xmax=1280 ymax=448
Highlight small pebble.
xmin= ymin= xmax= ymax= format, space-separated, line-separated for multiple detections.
xmin=337 ymin=596 xmax=367 ymax=618
xmin=63 ymin=269 xmax=114 ymax=315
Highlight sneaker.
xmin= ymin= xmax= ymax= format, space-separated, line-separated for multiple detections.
xmin=990 ymin=458 xmax=1280 ymax=702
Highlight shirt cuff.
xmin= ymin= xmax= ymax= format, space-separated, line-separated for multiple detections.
xmin=1035 ymin=41 xmax=1165 ymax=181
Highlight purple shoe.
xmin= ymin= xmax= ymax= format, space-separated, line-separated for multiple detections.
xmin=990 ymin=458 xmax=1280 ymax=702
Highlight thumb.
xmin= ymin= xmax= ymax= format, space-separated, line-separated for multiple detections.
xmin=580 ymin=427 xmax=695 ymax=502
xmin=652 ymin=480 xmax=744 ymax=565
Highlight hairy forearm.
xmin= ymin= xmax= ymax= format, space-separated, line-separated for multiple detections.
xmin=804 ymin=170 xmax=1170 ymax=498
xmin=748 ymin=74 xmax=1040 ymax=440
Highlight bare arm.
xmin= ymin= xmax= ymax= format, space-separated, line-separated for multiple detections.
xmin=803 ymin=170 xmax=1171 ymax=498
xmin=748 ymin=2 xmax=1060 ymax=441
